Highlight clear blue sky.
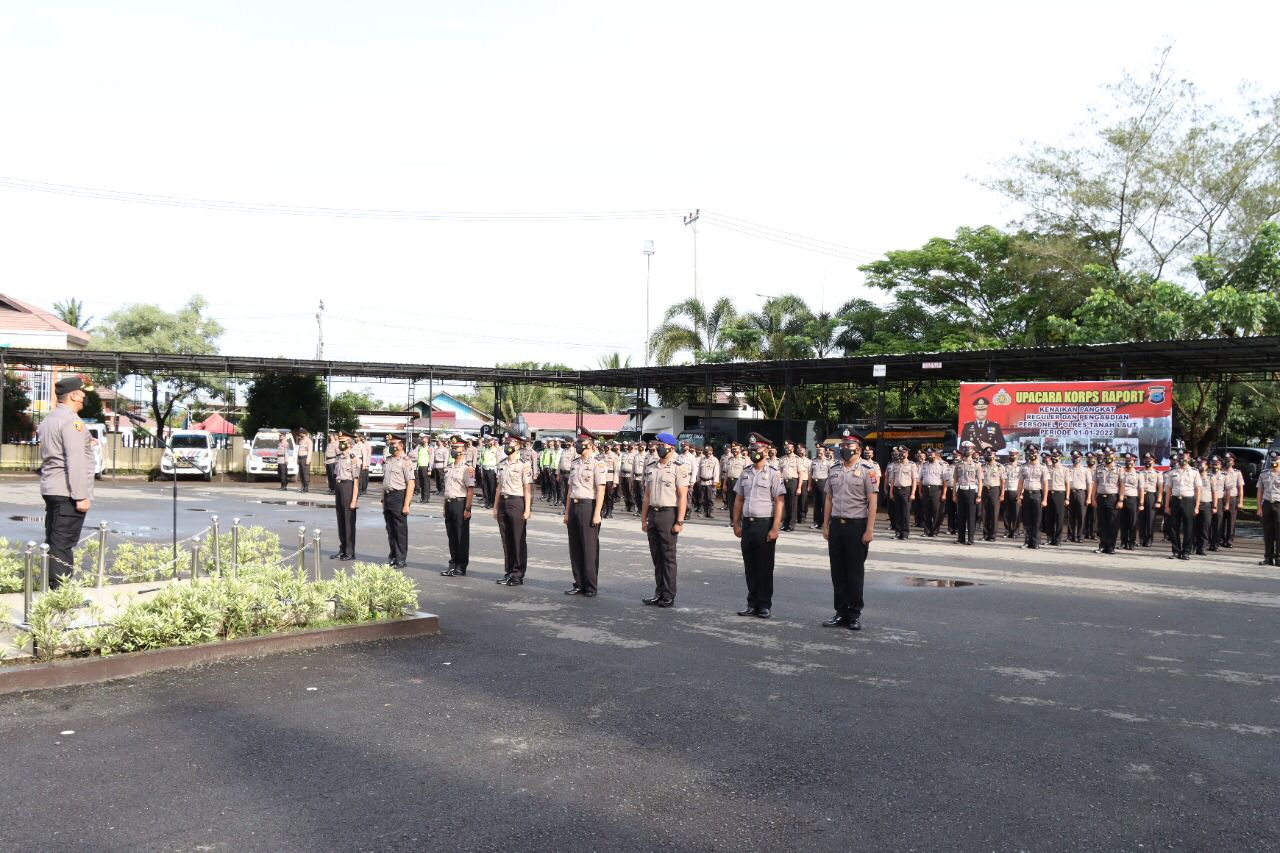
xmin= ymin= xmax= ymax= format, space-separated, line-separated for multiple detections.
xmin=1 ymin=1 xmax=1276 ymax=377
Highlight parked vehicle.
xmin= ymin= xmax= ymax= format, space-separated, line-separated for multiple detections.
xmin=368 ymin=439 xmax=387 ymax=479
xmin=245 ymin=429 xmax=297 ymax=481
xmin=676 ymin=418 xmax=821 ymax=453
xmin=84 ymin=421 xmax=109 ymax=479
xmin=1210 ymin=446 xmax=1267 ymax=498
xmin=161 ymin=430 xmax=218 ymax=481
xmin=618 ymin=401 xmax=763 ymax=445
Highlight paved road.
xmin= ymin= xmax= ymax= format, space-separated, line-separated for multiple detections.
xmin=1 ymin=479 xmax=1278 ymax=851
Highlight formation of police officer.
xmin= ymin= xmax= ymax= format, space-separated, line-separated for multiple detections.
xmin=563 ymin=428 xmax=607 ymax=596
xmin=493 ymin=431 xmax=533 ymax=585
xmin=36 ymin=376 xmax=96 ymax=588
xmin=731 ymin=432 xmax=785 ymax=618
xmin=640 ymin=431 xmax=688 ymax=607
xmin=822 ymin=429 xmax=878 ymax=630
xmin=380 ymin=437 xmax=415 ymax=567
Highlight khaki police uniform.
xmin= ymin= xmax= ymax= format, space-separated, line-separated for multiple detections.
xmin=381 ymin=451 xmax=414 ymax=565
xmin=1139 ymin=466 xmax=1161 ymax=547
xmin=1092 ymin=464 xmax=1121 ymax=554
xmin=332 ymin=445 xmax=360 ymax=559
xmin=919 ymin=459 xmax=946 ymax=537
xmin=643 ymin=451 xmax=689 ymax=604
xmin=565 ymin=448 xmax=607 ymax=594
xmin=696 ymin=454 xmax=720 ymax=518
xmin=1167 ymin=465 xmax=1200 ymax=559
xmin=440 ymin=451 xmax=476 ymax=576
xmin=980 ymin=460 xmax=1003 ymax=541
xmin=734 ymin=460 xmax=785 ymax=614
xmin=953 ymin=457 xmax=981 ymax=544
xmin=1019 ymin=459 xmax=1049 ymax=548
xmin=1220 ymin=465 xmax=1245 ymax=547
xmin=1258 ymin=463 xmax=1280 ymax=565
xmin=1001 ymin=459 xmax=1022 ymax=538
xmin=38 ymin=402 xmax=95 ymax=586
xmin=1046 ymin=461 xmax=1069 ymax=545
xmin=778 ymin=451 xmax=801 ymax=531
xmin=1067 ymin=460 xmax=1092 ymax=542
xmin=297 ymin=433 xmax=313 ymax=492
xmin=324 ymin=434 xmax=339 ymax=494
xmin=495 ymin=447 xmax=534 ymax=582
xmin=825 ymin=458 xmax=878 ymax=623
xmin=810 ymin=454 xmax=833 ymax=529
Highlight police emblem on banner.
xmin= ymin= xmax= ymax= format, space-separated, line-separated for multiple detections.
xmin=992 ymin=389 xmax=1012 ymax=407
xmin=1148 ymin=385 xmax=1166 ymax=404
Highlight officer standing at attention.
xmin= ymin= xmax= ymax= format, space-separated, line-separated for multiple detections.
xmin=1207 ymin=456 xmax=1226 ymax=551
xmin=778 ymin=441 xmax=801 ymax=532
xmin=823 ymin=430 xmax=878 ymax=631
xmin=494 ymin=431 xmax=534 ymax=586
xmin=357 ymin=435 xmax=372 ymax=496
xmin=1092 ymin=450 xmax=1121 ymax=555
xmin=563 ymin=429 xmax=606 ymax=597
xmin=1166 ymin=451 xmax=1200 ymax=560
xmin=602 ymin=441 xmax=619 ymax=519
xmin=1046 ymin=452 xmax=1069 ymax=546
xmin=1066 ymin=450 xmax=1091 ymax=543
xmin=631 ymin=442 xmax=648 ymax=514
xmin=381 ymin=440 xmax=415 ymax=568
xmin=722 ymin=444 xmax=745 ymax=513
xmin=952 ymin=442 xmax=981 ymax=545
xmin=810 ymin=446 xmax=834 ymax=530
xmin=439 ymin=436 xmax=477 ymax=577
xmin=619 ymin=442 xmax=636 ymax=514
xmin=330 ymin=434 xmax=359 ymax=561
xmin=479 ymin=437 xmax=498 ymax=509
xmin=732 ymin=433 xmax=785 ymax=618
xmin=1117 ymin=453 xmax=1142 ymax=550
xmin=1220 ymin=453 xmax=1245 ymax=548
xmin=796 ymin=445 xmax=811 ymax=525
xmin=640 ymin=432 xmax=688 ymax=607
xmin=1257 ymin=451 xmax=1280 ymax=567
xmin=1001 ymin=449 xmax=1022 ymax=539
xmin=277 ymin=430 xmax=292 ymax=490
xmin=1083 ymin=453 xmax=1099 ymax=539
xmin=979 ymin=449 xmax=1003 ymax=542
xmin=697 ymin=445 xmax=720 ymax=519
xmin=414 ymin=434 xmax=433 ymax=503
xmin=1193 ymin=457 xmax=1215 ymax=556
xmin=295 ymin=428 xmax=313 ymax=493
xmin=432 ymin=436 xmax=448 ymax=495
xmin=324 ymin=431 xmax=339 ymax=494
xmin=1138 ymin=453 xmax=1162 ymax=547
xmin=1018 ymin=447 xmax=1049 ymax=549
xmin=37 ymin=376 xmax=95 ymax=588
xmin=919 ymin=448 xmax=945 ymax=537
xmin=557 ymin=437 xmax=576 ymax=508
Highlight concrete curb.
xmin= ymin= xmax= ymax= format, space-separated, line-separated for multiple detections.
xmin=0 ymin=611 xmax=440 ymax=695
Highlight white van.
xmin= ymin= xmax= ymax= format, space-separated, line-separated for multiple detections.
xmin=161 ymin=429 xmax=218 ymax=481
xmin=84 ymin=422 xmax=109 ymax=479
xmin=245 ymin=430 xmax=297 ymax=481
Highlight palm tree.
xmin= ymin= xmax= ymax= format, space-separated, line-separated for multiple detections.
xmin=742 ymin=294 xmax=815 ymax=360
xmin=647 ymin=297 xmax=739 ymax=365
xmin=591 ymin=352 xmax=633 ymax=413
xmin=52 ymin=297 xmax=93 ymax=332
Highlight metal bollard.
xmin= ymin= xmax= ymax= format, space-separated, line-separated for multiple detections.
xmin=211 ymin=515 xmax=221 ymax=577
xmin=297 ymin=525 xmax=307 ymax=571
xmin=190 ymin=535 xmax=202 ymax=581
xmin=23 ymin=541 xmax=35 ymax=624
xmin=311 ymin=529 xmax=322 ymax=582
xmin=39 ymin=544 xmax=50 ymax=593
xmin=96 ymin=521 xmax=108 ymax=588
xmin=231 ymin=517 xmax=240 ymax=579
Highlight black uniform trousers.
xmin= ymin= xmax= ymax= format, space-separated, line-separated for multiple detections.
xmin=334 ymin=480 xmax=356 ymax=558
xmin=923 ymin=485 xmax=943 ymax=536
xmin=981 ymin=487 xmax=1000 ymax=541
xmin=945 ymin=492 xmax=957 ymax=534
xmin=1139 ymin=493 xmax=1157 ymax=546
xmin=1194 ymin=502 xmax=1212 ymax=554
xmin=382 ymin=489 xmax=408 ymax=564
xmin=416 ymin=465 xmax=432 ymax=502
xmin=633 ymin=478 xmax=645 ymax=512
xmin=566 ymin=498 xmax=600 ymax=593
xmin=889 ymin=485 xmax=909 ymax=535
xmin=481 ymin=468 xmax=497 ymax=508
xmin=740 ymin=516 xmax=776 ymax=611
xmin=1221 ymin=495 xmax=1239 ymax=546
xmin=1119 ymin=495 xmax=1138 ymax=549
xmin=1022 ymin=491 xmax=1043 ymax=547
xmin=698 ymin=482 xmax=716 ymax=517
xmin=497 ymin=495 xmax=528 ymax=578
xmin=782 ymin=478 xmax=799 ymax=529
xmin=298 ymin=457 xmax=310 ymax=492
xmin=797 ymin=481 xmax=808 ymax=522
xmin=1067 ymin=488 xmax=1087 ymax=541
xmin=955 ymin=488 xmax=977 ymax=544
xmin=1261 ymin=499 xmax=1280 ymax=564
xmin=1084 ymin=501 xmax=1096 ymax=539
xmin=620 ymin=476 xmax=634 ymax=512
xmin=433 ymin=467 xmax=445 ymax=494
xmin=43 ymin=495 xmax=86 ymax=588
xmin=1047 ymin=490 xmax=1066 ymax=544
xmin=1002 ymin=490 xmax=1021 ymax=537
xmin=557 ymin=471 xmax=570 ymax=505
xmin=326 ymin=461 xmax=337 ymax=494
xmin=277 ymin=459 xmax=289 ymax=489
xmin=1095 ymin=493 xmax=1118 ymax=553
xmin=359 ymin=468 xmax=370 ymax=496
xmin=828 ymin=516 xmax=869 ymax=619
xmin=444 ymin=497 xmax=470 ymax=572
xmin=646 ymin=507 xmax=678 ymax=602
xmin=1170 ymin=496 xmax=1196 ymax=557
xmin=811 ymin=480 xmax=827 ymax=527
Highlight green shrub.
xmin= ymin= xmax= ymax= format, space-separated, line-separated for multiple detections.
xmin=13 ymin=580 xmax=100 ymax=662
xmin=329 ymin=562 xmax=419 ymax=621
xmin=199 ymin=525 xmax=282 ymax=569
xmin=72 ymin=538 xmax=101 ymax=580
xmin=108 ymin=542 xmax=178 ymax=582
xmin=0 ymin=537 xmax=24 ymax=594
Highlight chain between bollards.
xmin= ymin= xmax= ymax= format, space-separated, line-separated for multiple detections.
xmin=231 ymin=517 xmax=240 ymax=579
xmin=95 ymin=521 xmax=108 ymax=588
xmin=311 ymin=528 xmax=322 ymax=582
xmin=23 ymin=541 xmax=34 ymax=624
xmin=190 ymin=535 xmax=202 ymax=581
xmin=39 ymin=544 xmax=49 ymax=593
xmin=297 ymin=525 xmax=307 ymax=572
xmin=211 ymin=515 xmax=221 ymax=577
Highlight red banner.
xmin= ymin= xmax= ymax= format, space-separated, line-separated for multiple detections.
xmin=958 ymin=379 xmax=1174 ymax=465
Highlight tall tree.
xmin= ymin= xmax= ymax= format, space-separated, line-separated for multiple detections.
xmin=242 ymin=373 xmax=330 ymax=439
xmin=331 ymin=388 xmax=391 ymax=412
xmin=647 ymin=297 xmax=739 ymax=365
xmin=89 ymin=296 xmax=224 ymax=441
xmin=51 ymin=297 xmax=93 ymax=333
xmin=2 ymin=373 xmax=34 ymax=442
xmin=592 ymin=352 xmax=633 ymax=414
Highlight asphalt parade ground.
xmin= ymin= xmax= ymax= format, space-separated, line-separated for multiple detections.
xmin=1 ymin=478 xmax=1278 ymax=851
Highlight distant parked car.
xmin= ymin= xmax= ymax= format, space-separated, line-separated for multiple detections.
xmin=84 ymin=422 xmax=109 ymax=479
xmin=161 ymin=430 xmax=218 ymax=481
xmin=245 ymin=429 xmax=297 ymax=482
xmin=368 ymin=439 xmax=387 ymax=480
xmin=1210 ymin=446 xmax=1267 ymax=498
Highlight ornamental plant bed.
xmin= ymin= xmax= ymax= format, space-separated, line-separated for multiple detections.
xmin=0 ymin=610 xmax=439 ymax=695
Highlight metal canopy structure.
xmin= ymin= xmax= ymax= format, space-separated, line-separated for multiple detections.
xmin=1 ymin=335 xmax=1276 ymax=392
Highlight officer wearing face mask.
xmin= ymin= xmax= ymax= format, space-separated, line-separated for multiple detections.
xmin=641 ymin=432 xmax=688 ymax=607
xmin=1166 ymin=451 xmax=1200 ymax=560
xmin=330 ymin=433 xmax=359 ymax=561
xmin=381 ymin=440 xmax=414 ymax=568
xmin=1091 ymin=449 xmax=1121 ymax=555
xmin=822 ymin=429 xmax=878 ymax=630
xmin=37 ymin=375 xmax=96 ymax=587
xmin=564 ymin=429 xmax=607 ymax=597
xmin=1258 ymin=451 xmax=1280 ymax=567
xmin=439 ymin=436 xmax=477 ymax=577
xmin=732 ymin=433 xmax=785 ymax=618
xmin=1018 ymin=446 xmax=1049 ymax=549
xmin=494 ymin=431 xmax=534 ymax=586
xmin=778 ymin=442 xmax=801 ymax=531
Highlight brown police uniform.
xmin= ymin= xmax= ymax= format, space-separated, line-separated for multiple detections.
xmin=565 ymin=446 xmax=607 ymax=594
xmin=495 ymin=446 xmax=534 ymax=582
xmin=643 ymin=449 xmax=688 ymax=604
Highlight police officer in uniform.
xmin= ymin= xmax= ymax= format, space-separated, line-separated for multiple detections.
xmin=1091 ymin=450 xmax=1121 ymax=554
xmin=1066 ymin=450 xmax=1090 ymax=542
xmin=414 ymin=434 xmax=433 ymax=504
xmin=563 ymin=429 xmax=606 ymax=596
xmin=381 ymin=440 xmax=415 ymax=567
xmin=979 ymin=450 xmax=1003 ymax=542
xmin=641 ymin=432 xmax=688 ymax=607
xmin=810 ymin=446 xmax=834 ymax=530
xmin=1138 ymin=453 xmax=1162 ymax=547
xmin=330 ymin=434 xmax=359 ymax=560
xmin=919 ymin=448 xmax=945 ymax=537
xmin=1018 ymin=447 xmax=1048 ymax=549
xmin=432 ymin=437 xmax=448 ymax=494
xmin=1001 ymin=449 xmax=1022 ymax=539
xmin=778 ymin=441 xmax=801 ymax=531
xmin=494 ymin=431 xmax=534 ymax=586
xmin=952 ymin=442 xmax=980 ymax=545
xmin=1258 ymin=451 xmax=1280 ymax=566
xmin=296 ymin=428 xmax=313 ymax=493
xmin=37 ymin=376 xmax=95 ymax=587
xmin=557 ymin=437 xmax=576 ymax=508
xmin=440 ymin=436 xmax=476 ymax=577
xmin=1220 ymin=453 xmax=1245 ymax=548
xmin=696 ymin=445 xmax=720 ymax=519
xmin=732 ymin=433 xmax=785 ymax=618
xmin=1166 ymin=451 xmax=1200 ymax=560
xmin=960 ymin=397 xmax=1005 ymax=452
xmin=277 ymin=429 xmax=292 ymax=490
xmin=822 ymin=430 xmax=878 ymax=630
xmin=324 ymin=430 xmax=339 ymax=494
xmin=619 ymin=442 xmax=636 ymax=514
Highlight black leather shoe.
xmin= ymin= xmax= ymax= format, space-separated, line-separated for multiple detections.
xmin=582 ymin=591 xmax=597 ymax=597
xmin=497 ymin=574 xmax=513 ymax=584
xmin=848 ymin=617 xmax=862 ymax=631
xmin=394 ymin=561 xmax=407 ymax=569
xmin=339 ymin=555 xmax=355 ymax=561
xmin=506 ymin=577 xmax=523 ymax=586
xmin=656 ymin=599 xmax=674 ymax=608
xmin=329 ymin=553 xmax=345 ymax=559
xmin=642 ymin=596 xmax=662 ymax=605
xmin=737 ymin=607 xmax=757 ymax=617
xmin=754 ymin=608 xmax=770 ymax=618
xmin=822 ymin=615 xmax=848 ymax=627
xmin=441 ymin=568 xmax=458 ymax=576
xmin=564 ymin=587 xmax=583 ymax=595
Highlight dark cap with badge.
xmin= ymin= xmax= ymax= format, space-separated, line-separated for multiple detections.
xmin=745 ymin=431 xmax=772 ymax=448
xmin=55 ymin=375 xmax=94 ymax=396
xmin=839 ymin=428 xmax=861 ymax=446
xmin=576 ymin=428 xmax=595 ymax=442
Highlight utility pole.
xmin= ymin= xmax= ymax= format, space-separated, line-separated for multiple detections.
xmin=682 ymin=210 xmax=700 ymax=305
xmin=315 ymin=300 xmax=325 ymax=360
xmin=644 ymin=240 xmax=655 ymax=367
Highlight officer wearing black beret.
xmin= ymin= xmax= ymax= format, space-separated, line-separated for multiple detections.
xmin=37 ymin=376 xmax=96 ymax=587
